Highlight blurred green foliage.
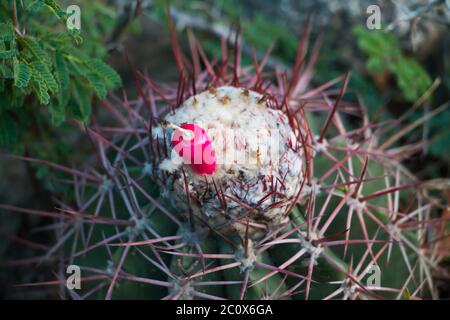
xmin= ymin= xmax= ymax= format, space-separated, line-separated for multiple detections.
xmin=427 ymin=109 xmax=450 ymax=158
xmin=0 ymin=0 xmax=121 ymax=154
xmin=352 ymin=27 xmax=449 ymax=158
xmin=0 ymin=2 xmax=127 ymax=297
xmin=352 ymin=26 xmax=432 ymax=102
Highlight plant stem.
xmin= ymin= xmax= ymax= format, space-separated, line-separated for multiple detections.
xmin=12 ymin=0 xmax=19 ymax=31
xmin=13 ymin=0 xmax=19 ymax=29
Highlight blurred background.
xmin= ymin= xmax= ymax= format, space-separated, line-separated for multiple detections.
xmin=0 ymin=0 xmax=449 ymax=299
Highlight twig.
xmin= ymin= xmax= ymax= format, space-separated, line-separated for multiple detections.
xmin=12 ymin=0 xmax=21 ymax=35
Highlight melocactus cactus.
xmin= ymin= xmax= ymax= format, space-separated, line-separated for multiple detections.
xmin=154 ymin=86 xmax=303 ymax=239
xmin=5 ymin=22 xmax=445 ymax=300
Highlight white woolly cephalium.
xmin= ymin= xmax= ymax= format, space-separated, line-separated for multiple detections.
xmin=153 ymin=86 xmax=305 ymax=238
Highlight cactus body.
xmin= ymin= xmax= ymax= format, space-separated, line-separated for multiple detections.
xmin=12 ymin=27 xmax=443 ymax=300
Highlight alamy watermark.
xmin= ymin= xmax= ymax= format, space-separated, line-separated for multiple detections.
xmin=66 ymin=5 xmax=81 ymax=31
xmin=365 ymin=263 xmax=381 ymax=288
xmin=366 ymin=5 xmax=381 ymax=30
xmin=66 ymin=264 xmax=81 ymax=290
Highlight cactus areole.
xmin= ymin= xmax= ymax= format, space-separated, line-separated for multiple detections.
xmin=154 ymin=86 xmax=304 ymax=239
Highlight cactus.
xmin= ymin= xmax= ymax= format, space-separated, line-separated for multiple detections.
xmin=4 ymin=24 xmax=445 ymax=300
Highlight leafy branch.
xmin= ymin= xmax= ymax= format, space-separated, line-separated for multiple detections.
xmin=0 ymin=1 xmax=122 ymax=149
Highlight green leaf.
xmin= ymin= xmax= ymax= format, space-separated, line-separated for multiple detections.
xmin=55 ymin=51 xmax=70 ymax=107
xmin=13 ymin=58 xmax=31 ymax=88
xmin=0 ymin=64 xmax=14 ymax=79
xmin=41 ymin=31 xmax=72 ymax=47
xmin=26 ymin=0 xmax=45 ymax=12
xmin=71 ymin=82 xmax=91 ymax=123
xmin=0 ymin=22 xmax=15 ymax=42
xmin=44 ymin=0 xmax=68 ymax=24
xmin=85 ymin=73 xmax=107 ymax=99
xmin=85 ymin=58 xmax=121 ymax=88
xmin=30 ymin=59 xmax=58 ymax=93
xmin=68 ymin=30 xmax=83 ymax=45
xmin=0 ymin=113 xmax=20 ymax=148
xmin=0 ymin=48 xmax=17 ymax=59
xmin=366 ymin=57 xmax=384 ymax=73
xmin=32 ymin=81 xmax=50 ymax=105
xmin=30 ymin=67 xmax=50 ymax=105
xmin=49 ymin=100 xmax=65 ymax=126
xmin=55 ymin=51 xmax=69 ymax=90
xmin=390 ymin=58 xmax=432 ymax=102
xmin=66 ymin=57 xmax=85 ymax=76
xmin=20 ymin=37 xmax=51 ymax=65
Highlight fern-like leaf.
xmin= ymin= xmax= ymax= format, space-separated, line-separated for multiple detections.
xmin=44 ymin=0 xmax=68 ymax=24
xmin=0 ymin=48 xmax=17 ymax=59
xmin=86 ymin=58 xmax=122 ymax=88
xmin=71 ymin=82 xmax=91 ymax=123
xmin=0 ymin=64 xmax=13 ymax=79
xmin=0 ymin=22 xmax=15 ymax=42
xmin=85 ymin=73 xmax=107 ymax=99
xmin=55 ymin=51 xmax=69 ymax=90
xmin=20 ymin=37 xmax=51 ymax=65
xmin=30 ymin=67 xmax=50 ymax=105
xmin=54 ymin=51 xmax=70 ymax=108
xmin=30 ymin=59 xmax=58 ymax=93
xmin=26 ymin=0 xmax=45 ymax=12
xmin=13 ymin=58 xmax=31 ymax=89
